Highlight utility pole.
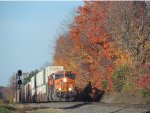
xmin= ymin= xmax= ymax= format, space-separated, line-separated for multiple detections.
xmin=16 ymin=74 xmax=17 ymax=102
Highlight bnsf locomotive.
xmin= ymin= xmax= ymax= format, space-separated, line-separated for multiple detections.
xmin=22 ymin=66 xmax=76 ymax=102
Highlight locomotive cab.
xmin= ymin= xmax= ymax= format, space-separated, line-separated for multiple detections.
xmin=48 ymin=71 xmax=76 ymax=101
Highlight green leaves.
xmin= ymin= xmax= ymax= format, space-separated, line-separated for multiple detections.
xmin=112 ymin=66 xmax=131 ymax=92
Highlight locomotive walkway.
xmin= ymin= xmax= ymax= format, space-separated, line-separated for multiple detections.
xmin=20 ymin=102 xmax=150 ymax=113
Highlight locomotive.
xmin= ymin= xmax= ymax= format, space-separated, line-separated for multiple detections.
xmin=22 ymin=66 xmax=76 ymax=102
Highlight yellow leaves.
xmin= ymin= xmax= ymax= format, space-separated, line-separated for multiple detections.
xmin=114 ymin=49 xmax=132 ymax=66
xmin=82 ymin=51 xmax=94 ymax=64
xmin=145 ymin=40 xmax=150 ymax=49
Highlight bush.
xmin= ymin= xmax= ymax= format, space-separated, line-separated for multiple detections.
xmin=138 ymin=74 xmax=150 ymax=103
xmin=0 ymin=107 xmax=16 ymax=113
xmin=112 ymin=66 xmax=130 ymax=92
xmin=123 ymin=81 xmax=134 ymax=90
xmin=102 ymin=80 xmax=107 ymax=90
xmin=140 ymin=87 xmax=150 ymax=103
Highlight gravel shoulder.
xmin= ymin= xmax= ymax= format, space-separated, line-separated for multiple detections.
xmin=21 ymin=102 xmax=150 ymax=113
xmin=26 ymin=108 xmax=65 ymax=113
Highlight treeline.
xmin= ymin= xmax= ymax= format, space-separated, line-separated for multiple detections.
xmin=23 ymin=70 xmax=39 ymax=85
xmin=53 ymin=1 xmax=150 ymax=102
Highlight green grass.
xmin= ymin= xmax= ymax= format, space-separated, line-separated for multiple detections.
xmin=0 ymin=101 xmax=65 ymax=113
xmin=0 ymin=99 xmax=4 ymax=106
xmin=26 ymin=108 xmax=66 ymax=113
xmin=0 ymin=107 xmax=16 ymax=113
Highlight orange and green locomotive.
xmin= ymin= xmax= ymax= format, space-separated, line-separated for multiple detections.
xmin=48 ymin=71 xmax=76 ymax=101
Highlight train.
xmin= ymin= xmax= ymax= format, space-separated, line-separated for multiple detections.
xmin=21 ymin=66 xmax=76 ymax=102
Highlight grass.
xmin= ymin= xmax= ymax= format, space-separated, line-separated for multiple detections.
xmin=0 ymin=99 xmax=17 ymax=113
xmin=0 ymin=99 xmax=3 ymax=106
xmin=0 ymin=99 xmax=66 ymax=113
xmin=0 ymin=101 xmax=65 ymax=113
xmin=26 ymin=108 xmax=66 ymax=113
xmin=0 ymin=107 xmax=16 ymax=113
xmin=0 ymin=105 xmax=65 ymax=113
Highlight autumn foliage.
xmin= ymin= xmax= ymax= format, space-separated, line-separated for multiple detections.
xmin=53 ymin=1 xmax=150 ymax=101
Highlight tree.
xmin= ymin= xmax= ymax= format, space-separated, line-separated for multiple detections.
xmin=53 ymin=1 xmax=115 ymax=89
xmin=106 ymin=1 xmax=150 ymax=65
xmin=53 ymin=1 xmax=149 ymax=93
xmin=23 ymin=70 xmax=39 ymax=85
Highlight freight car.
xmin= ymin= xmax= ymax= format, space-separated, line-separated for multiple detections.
xmin=22 ymin=66 xmax=76 ymax=102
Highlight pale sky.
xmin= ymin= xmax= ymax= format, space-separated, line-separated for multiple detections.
xmin=0 ymin=1 xmax=83 ymax=86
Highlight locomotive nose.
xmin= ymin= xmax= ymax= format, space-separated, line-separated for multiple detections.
xmin=69 ymin=87 xmax=72 ymax=91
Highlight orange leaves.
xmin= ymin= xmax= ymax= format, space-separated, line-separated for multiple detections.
xmin=54 ymin=2 xmax=118 ymax=91
xmin=69 ymin=1 xmax=116 ymax=89
xmin=102 ymin=42 xmax=115 ymax=60
xmin=70 ymin=27 xmax=79 ymax=40
xmin=90 ymin=36 xmax=101 ymax=44
xmin=103 ymin=43 xmax=111 ymax=49
xmin=107 ymin=66 xmax=114 ymax=74
xmin=75 ymin=16 xmax=87 ymax=25
xmin=77 ymin=1 xmax=92 ymax=14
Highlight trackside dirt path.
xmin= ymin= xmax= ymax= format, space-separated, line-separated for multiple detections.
xmin=16 ymin=102 xmax=150 ymax=113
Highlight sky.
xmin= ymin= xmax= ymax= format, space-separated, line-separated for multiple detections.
xmin=0 ymin=1 xmax=83 ymax=86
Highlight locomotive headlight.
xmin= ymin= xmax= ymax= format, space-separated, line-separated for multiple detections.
xmin=58 ymin=88 xmax=61 ymax=91
xmin=69 ymin=88 xmax=72 ymax=91
xmin=63 ymin=77 xmax=67 ymax=82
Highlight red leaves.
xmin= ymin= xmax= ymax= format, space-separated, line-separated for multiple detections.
xmin=137 ymin=64 xmax=150 ymax=89
xmin=138 ymin=74 xmax=150 ymax=89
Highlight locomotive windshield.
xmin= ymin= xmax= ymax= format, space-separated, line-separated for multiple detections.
xmin=66 ymin=73 xmax=75 ymax=79
xmin=55 ymin=74 xmax=64 ymax=80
